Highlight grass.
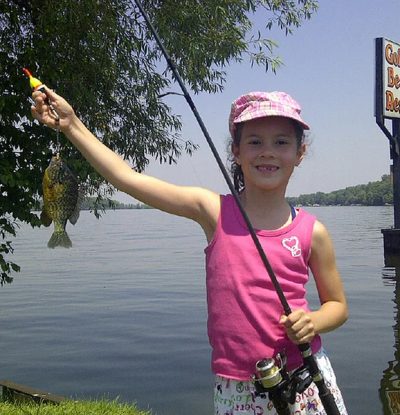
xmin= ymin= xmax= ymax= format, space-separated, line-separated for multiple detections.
xmin=0 ymin=399 xmax=152 ymax=415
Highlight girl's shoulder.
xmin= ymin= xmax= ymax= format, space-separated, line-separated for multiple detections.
xmin=311 ymin=219 xmax=330 ymax=239
xmin=310 ymin=219 xmax=336 ymax=257
xmin=194 ymin=189 xmax=221 ymax=242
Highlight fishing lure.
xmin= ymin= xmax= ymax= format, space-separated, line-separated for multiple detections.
xmin=23 ymin=67 xmax=61 ymax=156
xmin=22 ymin=67 xmax=45 ymax=91
xmin=23 ymin=67 xmax=59 ymax=123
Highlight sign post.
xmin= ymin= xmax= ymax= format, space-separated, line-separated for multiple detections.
xmin=376 ymin=37 xmax=400 ymax=266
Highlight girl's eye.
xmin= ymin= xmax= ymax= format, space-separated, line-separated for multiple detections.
xmin=247 ymin=138 xmax=261 ymax=145
xmin=276 ymin=137 xmax=290 ymax=145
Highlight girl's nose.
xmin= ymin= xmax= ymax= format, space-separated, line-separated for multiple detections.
xmin=259 ymin=142 xmax=275 ymax=158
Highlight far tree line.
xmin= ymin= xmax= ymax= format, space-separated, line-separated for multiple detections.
xmin=88 ymin=174 xmax=394 ymax=210
xmin=287 ymin=175 xmax=393 ymax=207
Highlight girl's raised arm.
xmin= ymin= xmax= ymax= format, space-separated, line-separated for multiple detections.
xmin=31 ymin=87 xmax=220 ymax=236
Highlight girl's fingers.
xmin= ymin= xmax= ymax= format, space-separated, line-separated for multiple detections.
xmin=31 ymin=104 xmax=56 ymax=128
xmin=280 ymin=311 xmax=315 ymax=344
xmin=31 ymin=86 xmax=60 ymax=126
xmin=41 ymin=85 xmax=58 ymax=100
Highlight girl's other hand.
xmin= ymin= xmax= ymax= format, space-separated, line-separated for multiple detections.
xmin=31 ymin=86 xmax=75 ymax=133
xmin=279 ymin=309 xmax=316 ymax=345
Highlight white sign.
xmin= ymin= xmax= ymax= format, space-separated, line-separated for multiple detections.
xmin=380 ymin=38 xmax=400 ymax=119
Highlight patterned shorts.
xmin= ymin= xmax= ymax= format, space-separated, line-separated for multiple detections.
xmin=213 ymin=349 xmax=347 ymax=415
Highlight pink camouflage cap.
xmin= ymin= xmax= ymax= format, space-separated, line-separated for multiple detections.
xmin=229 ymin=91 xmax=310 ymax=138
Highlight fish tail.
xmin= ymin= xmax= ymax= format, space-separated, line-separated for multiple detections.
xmin=47 ymin=230 xmax=72 ymax=249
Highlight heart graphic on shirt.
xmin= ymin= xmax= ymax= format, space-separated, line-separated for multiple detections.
xmin=282 ymin=236 xmax=301 ymax=257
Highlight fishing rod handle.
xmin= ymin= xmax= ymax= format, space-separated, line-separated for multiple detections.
xmin=299 ymin=344 xmax=341 ymax=415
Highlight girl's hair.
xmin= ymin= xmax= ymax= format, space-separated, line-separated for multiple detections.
xmin=228 ymin=120 xmax=306 ymax=192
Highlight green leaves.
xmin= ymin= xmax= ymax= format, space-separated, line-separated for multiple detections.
xmin=0 ymin=218 xmax=20 ymax=285
xmin=288 ymin=175 xmax=393 ymax=207
xmin=0 ymin=0 xmax=318 ymax=284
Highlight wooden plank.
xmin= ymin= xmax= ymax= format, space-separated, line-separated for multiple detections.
xmin=0 ymin=380 xmax=65 ymax=404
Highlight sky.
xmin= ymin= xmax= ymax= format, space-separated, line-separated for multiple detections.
xmin=117 ymin=0 xmax=398 ymax=203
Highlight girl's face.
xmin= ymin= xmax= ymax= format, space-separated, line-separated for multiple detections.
xmin=232 ymin=116 xmax=305 ymax=193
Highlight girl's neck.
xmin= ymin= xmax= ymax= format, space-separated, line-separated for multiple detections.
xmin=239 ymin=188 xmax=293 ymax=231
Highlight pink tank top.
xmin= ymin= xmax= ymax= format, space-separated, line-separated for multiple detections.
xmin=205 ymin=194 xmax=322 ymax=380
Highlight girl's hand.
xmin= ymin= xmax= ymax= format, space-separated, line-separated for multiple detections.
xmin=31 ymin=86 xmax=75 ymax=133
xmin=280 ymin=309 xmax=316 ymax=345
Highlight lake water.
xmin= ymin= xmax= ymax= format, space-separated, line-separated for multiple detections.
xmin=0 ymin=206 xmax=398 ymax=414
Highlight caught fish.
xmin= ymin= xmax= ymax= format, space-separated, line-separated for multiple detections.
xmin=40 ymin=155 xmax=80 ymax=248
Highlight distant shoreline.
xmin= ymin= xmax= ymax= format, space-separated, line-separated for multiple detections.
xmin=34 ymin=173 xmax=394 ymax=210
xmin=83 ymin=203 xmax=394 ymax=210
xmin=287 ymin=175 xmax=393 ymax=207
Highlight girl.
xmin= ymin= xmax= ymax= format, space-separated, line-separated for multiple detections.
xmin=31 ymin=88 xmax=348 ymax=414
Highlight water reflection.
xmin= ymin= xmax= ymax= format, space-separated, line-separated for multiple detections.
xmin=380 ymin=266 xmax=400 ymax=415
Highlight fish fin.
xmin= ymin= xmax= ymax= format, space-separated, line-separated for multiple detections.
xmin=47 ymin=231 xmax=72 ymax=249
xmin=69 ymin=185 xmax=84 ymax=225
xmin=40 ymin=210 xmax=52 ymax=227
xmin=69 ymin=205 xmax=80 ymax=225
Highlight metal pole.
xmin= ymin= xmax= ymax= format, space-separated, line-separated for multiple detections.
xmin=392 ymin=120 xmax=400 ymax=228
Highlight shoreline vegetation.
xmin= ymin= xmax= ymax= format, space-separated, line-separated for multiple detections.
xmin=0 ymin=399 xmax=151 ymax=415
xmin=287 ymin=174 xmax=393 ymax=207
xmin=84 ymin=174 xmax=393 ymax=210
xmin=81 ymin=198 xmax=152 ymax=211
xmin=31 ymin=175 xmax=393 ymax=212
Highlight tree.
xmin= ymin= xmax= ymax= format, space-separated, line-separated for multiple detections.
xmin=0 ymin=0 xmax=319 ymax=284
xmin=288 ymin=175 xmax=393 ymax=207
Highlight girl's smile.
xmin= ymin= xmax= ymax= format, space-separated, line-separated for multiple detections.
xmin=256 ymin=164 xmax=279 ymax=172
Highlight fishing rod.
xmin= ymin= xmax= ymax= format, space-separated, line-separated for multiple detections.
xmin=132 ymin=1 xmax=340 ymax=414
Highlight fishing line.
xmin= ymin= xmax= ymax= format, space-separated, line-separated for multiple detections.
xmin=132 ymin=2 xmax=341 ymax=414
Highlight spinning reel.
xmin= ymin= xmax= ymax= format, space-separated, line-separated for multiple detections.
xmin=253 ymin=353 xmax=313 ymax=415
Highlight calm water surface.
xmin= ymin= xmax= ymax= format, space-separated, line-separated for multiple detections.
xmin=0 ymin=206 xmax=398 ymax=414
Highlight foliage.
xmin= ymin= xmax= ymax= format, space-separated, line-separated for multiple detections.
xmin=80 ymin=196 xmax=146 ymax=211
xmin=0 ymin=399 xmax=150 ymax=415
xmin=0 ymin=0 xmax=318 ymax=284
xmin=287 ymin=175 xmax=393 ymax=207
